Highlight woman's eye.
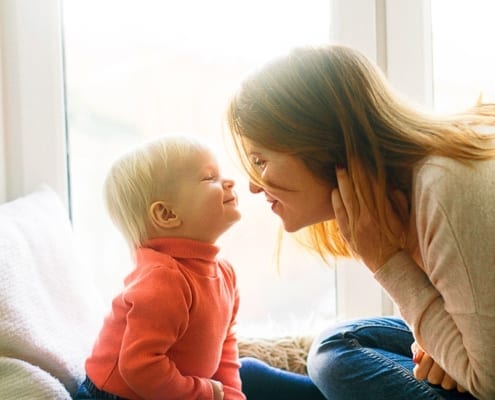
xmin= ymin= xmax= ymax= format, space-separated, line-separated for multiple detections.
xmin=251 ymin=157 xmax=266 ymax=170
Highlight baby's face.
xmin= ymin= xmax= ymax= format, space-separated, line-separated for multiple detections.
xmin=170 ymin=149 xmax=241 ymax=243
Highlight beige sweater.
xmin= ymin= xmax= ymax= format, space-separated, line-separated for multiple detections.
xmin=375 ymin=154 xmax=495 ymax=399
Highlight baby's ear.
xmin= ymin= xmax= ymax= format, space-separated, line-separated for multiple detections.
xmin=149 ymin=201 xmax=181 ymax=228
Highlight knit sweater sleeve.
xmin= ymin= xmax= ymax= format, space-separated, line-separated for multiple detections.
xmin=119 ymin=263 xmax=212 ymax=400
xmin=374 ymin=157 xmax=495 ymax=399
xmin=211 ymin=260 xmax=245 ymax=400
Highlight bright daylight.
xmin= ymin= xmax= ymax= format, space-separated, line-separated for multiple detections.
xmin=1 ymin=0 xmax=494 ymax=399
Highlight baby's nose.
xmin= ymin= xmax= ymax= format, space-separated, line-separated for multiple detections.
xmin=223 ymin=178 xmax=235 ymax=189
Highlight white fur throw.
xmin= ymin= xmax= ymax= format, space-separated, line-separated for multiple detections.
xmin=0 ymin=187 xmax=104 ymax=399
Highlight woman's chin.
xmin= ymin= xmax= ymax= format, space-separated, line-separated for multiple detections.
xmin=281 ymin=220 xmax=304 ymax=233
xmin=282 ymin=215 xmax=334 ymax=233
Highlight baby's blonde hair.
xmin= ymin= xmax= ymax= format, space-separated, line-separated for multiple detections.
xmin=103 ymin=134 xmax=210 ymax=249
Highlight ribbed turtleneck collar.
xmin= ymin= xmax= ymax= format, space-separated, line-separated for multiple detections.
xmin=137 ymin=237 xmax=221 ymax=277
xmin=142 ymin=237 xmax=220 ymax=260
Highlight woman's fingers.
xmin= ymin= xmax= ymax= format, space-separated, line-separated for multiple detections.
xmin=426 ymin=361 xmax=446 ymax=385
xmin=333 ymin=165 xmax=406 ymax=271
xmin=331 ymin=188 xmax=350 ymax=240
xmin=413 ymin=352 xmax=466 ymax=393
xmin=440 ymin=373 xmax=457 ymax=391
xmin=457 ymin=384 xmax=467 ymax=393
xmin=411 ymin=341 xmax=424 ymax=364
xmin=334 ymin=166 xmax=352 ymax=206
xmin=413 ymin=352 xmax=434 ymax=380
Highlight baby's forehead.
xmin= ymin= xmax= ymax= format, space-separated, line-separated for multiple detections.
xmin=173 ymin=147 xmax=219 ymax=173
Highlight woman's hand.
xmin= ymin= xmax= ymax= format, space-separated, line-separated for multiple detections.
xmin=411 ymin=342 xmax=466 ymax=392
xmin=210 ymin=379 xmax=224 ymax=400
xmin=332 ymin=165 xmax=407 ymax=272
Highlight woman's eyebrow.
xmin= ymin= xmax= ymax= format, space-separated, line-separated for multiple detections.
xmin=247 ymin=151 xmax=264 ymax=157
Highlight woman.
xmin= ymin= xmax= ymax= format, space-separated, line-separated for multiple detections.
xmin=226 ymin=45 xmax=495 ymax=399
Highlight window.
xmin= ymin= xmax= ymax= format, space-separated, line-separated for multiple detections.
xmin=9 ymin=0 xmax=481 ymax=338
xmin=431 ymin=0 xmax=495 ymax=111
xmin=62 ymin=0 xmax=336 ymax=336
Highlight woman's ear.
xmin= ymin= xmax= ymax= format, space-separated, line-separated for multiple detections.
xmin=149 ymin=201 xmax=181 ymax=229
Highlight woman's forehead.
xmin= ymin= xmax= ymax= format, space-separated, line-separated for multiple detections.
xmin=241 ymin=137 xmax=267 ymax=154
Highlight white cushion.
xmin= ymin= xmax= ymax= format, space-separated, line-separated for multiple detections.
xmin=0 ymin=186 xmax=104 ymax=398
xmin=0 ymin=357 xmax=72 ymax=400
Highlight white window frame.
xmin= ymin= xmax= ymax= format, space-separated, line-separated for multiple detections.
xmin=0 ymin=0 xmax=432 ymax=320
xmin=329 ymin=0 xmax=433 ymax=318
xmin=0 ymin=0 xmax=68 ymax=205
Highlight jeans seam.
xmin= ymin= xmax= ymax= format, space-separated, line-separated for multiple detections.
xmin=359 ymin=345 xmax=444 ymax=400
xmin=348 ymin=323 xmax=411 ymax=336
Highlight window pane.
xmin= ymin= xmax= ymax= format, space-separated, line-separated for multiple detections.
xmin=63 ymin=0 xmax=335 ymax=336
xmin=431 ymin=0 xmax=495 ymax=112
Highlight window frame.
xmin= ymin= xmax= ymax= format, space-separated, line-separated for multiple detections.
xmin=0 ymin=0 xmax=69 ymax=206
xmin=0 ymin=0 xmax=433 ymax=320
xmin=329 ymin=0 xmax=432 ymax=318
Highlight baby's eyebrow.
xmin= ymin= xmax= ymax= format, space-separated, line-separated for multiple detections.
xmin=199 ymin=165 xmax=219 ymax=176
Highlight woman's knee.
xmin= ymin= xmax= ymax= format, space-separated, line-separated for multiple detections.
xmin=307 ymin=317 xmax=409 ymax=383
xmin=308 ymin=330 xmax=350 ymax=385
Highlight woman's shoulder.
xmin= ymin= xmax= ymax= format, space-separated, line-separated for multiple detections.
xmin=414 ymin=153 xmax=495 ymax=187
xmin=412 ymin=154 xmax=495 ymax=219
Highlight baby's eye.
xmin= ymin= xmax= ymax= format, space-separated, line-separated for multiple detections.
xmin=251 ymin=156 xmax=266 ymax=171
xmin=202 ymin=174 xmax=216 ymax=181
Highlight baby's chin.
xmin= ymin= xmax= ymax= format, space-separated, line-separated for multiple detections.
xmin=224 ymin=211 xmax=242 ymax=230
xmin=231 ymin=211 xmax=242 ymax=225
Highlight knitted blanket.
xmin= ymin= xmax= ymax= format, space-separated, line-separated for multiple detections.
xmin=0 ymin=357 xmax=74 ymax=400
xmin=0 ymin=187 xmax=104 ymax=399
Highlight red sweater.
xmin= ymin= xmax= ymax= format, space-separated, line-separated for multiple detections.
xmin=85 ymin=237 xmax=245 ymax=400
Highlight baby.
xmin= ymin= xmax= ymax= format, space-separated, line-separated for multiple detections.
xmin=75 ymin=135 xmax=245 ymax=400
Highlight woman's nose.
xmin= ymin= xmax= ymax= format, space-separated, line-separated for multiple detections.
xmin=249 ymin=181 xmax=263 ymax=194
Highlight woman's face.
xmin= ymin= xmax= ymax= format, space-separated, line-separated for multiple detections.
xmin=243 ymin=139 xmax=336 ymax=232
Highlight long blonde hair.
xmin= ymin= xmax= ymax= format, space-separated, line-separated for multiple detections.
xmin=103 ymin=135 xmax=209 ymax=249
xmin=226 ymin=44 xmax=495 ymax=258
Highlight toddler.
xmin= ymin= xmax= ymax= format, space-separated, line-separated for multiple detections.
xmin=75 ymin=135 xmax=245 ymax=400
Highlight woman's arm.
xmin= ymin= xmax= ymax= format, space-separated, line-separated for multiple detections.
xmin=333 ymin=161 xmax=495 ymax=398
xmin=375 ymin=158 xmax=495 ymax=399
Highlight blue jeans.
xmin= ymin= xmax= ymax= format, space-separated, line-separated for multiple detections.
xmin=240 ymin=357 xmax=326 ymax=399
xmin=307 ymin=316 xmax=476 ymax=400
xmin=74 ymin=377 xmax=127 ymax=400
